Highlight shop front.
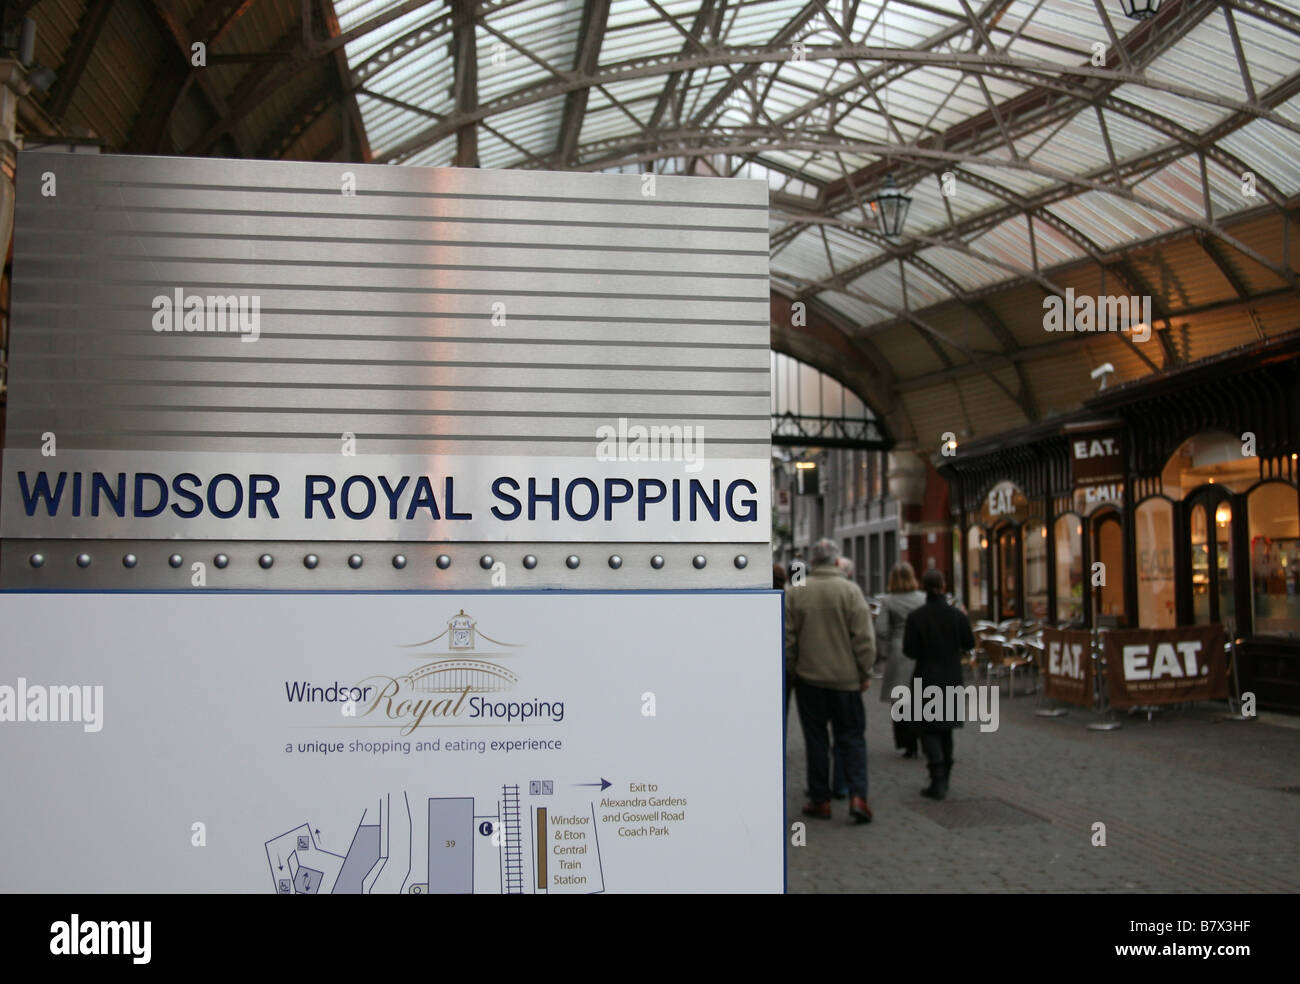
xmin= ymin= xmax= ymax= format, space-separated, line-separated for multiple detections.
xmin=940 ymin=336 xmax=1300 ymax=711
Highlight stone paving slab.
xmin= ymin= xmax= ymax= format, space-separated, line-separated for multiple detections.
xmin=785 ymin=687 xmax=1300 ymax=893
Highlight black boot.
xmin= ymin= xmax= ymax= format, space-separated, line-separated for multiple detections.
xmin=942 ymin=760 xmax=953 ymax=796
xmin=921 ymin=763 xmax=947 ymax=800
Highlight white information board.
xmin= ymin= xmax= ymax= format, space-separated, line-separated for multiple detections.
xmin=0 ymin=591 xmax=783 ymax=893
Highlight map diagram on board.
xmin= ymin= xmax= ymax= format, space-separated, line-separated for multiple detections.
xmin=264 ymin=781 xmax=609 ymax=894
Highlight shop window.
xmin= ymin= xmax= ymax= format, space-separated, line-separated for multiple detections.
xmin=1054 ymin=514 xmax=1083 ymax=625
xmin=1093 ymin=512 xmax=1126 ymax=626
xmin=1189 ymin=495 xmax=1236 ymax=636
xmin=995 ymin=526 xmax=1020 ymax=620
xmin=1161 ymin=431 xmax=1254 ymax=497
xmin=1135 ymin=498 xmax=1176 ymax=628
xmin=884 ymin=530 xmax=896 ymax=574
xmin=854 ymin=535 xmax=866 ymax=595
xmin=1215 ymin=502 xmax=1235 ymax=636
xmin=869 ymin=534 xmax=881 ymax=595
xmin=966 ymin=524 xmax=989 ymax=620
xmin=1023 ymin=521 xmax=1048 ymax=620
xmin=951 ymin=524 xmax=963 ymax=603
xmin=1249 ymin=482 xmax=1300 ymax=639
xmin=1191 ymin=503 xmax=1210 ymax=623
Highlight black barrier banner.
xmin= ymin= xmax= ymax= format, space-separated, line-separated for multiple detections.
xmin=1102 ymin=624 xmax=1228 ymax=709
xmin=1041 ymin=628 xmax=1095 ymax=707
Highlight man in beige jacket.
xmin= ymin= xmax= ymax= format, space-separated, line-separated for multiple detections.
xmin=785 ymin=538 xmax=876 ymax=823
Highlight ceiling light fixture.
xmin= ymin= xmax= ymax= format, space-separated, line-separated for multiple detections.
xmin=1118 ymin=0 xmax=1161 ymax=21
xmin=870 ymin=173 xmax=911 ymax=239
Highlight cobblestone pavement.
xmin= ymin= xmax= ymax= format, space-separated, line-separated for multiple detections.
xmin=785 ymin=684 xmax=1300 ymax=893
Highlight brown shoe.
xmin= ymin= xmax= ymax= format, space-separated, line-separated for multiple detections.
xmin=801 ymin=800 xmax=832 ymax=819
xmin=849 ymin=796 xmax=873 ymax=824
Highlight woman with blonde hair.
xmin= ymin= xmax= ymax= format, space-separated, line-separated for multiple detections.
xmin=876 ymin=561 xmax=926 ymax=757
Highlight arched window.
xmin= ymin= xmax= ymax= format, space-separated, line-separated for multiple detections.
xmin=1054 ymin=514 xmax=1083 ymax=625
xmin=1248 ymin=482 xmax=1299 ymax=639
xmin=1187 ymin=489 xmax=1236 ymax=635
xmin=950 ymin=522 xmax=963 ymax=604
xmin=1160 ymin=431 xmax=1253 ymax=496
xmin=966 ymin=523 xmax=989 ymax=620
xmin=1135 ymin=497 xmax=1175 ymax=628
xmin=1092 ymin=509 xmax=1126 ymax=626
xmin=1023 ymin=520 xmax=1048 ymax=620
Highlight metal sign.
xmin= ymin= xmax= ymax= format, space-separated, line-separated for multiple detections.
xmin=0 ymin=590 xmax=785 ymax=893
xmin=0 ymin=152 xmax=772 ymax=588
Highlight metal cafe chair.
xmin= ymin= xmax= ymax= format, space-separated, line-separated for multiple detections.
xmin=1016 ymin=636 xmax=1046 ymax=696
xmin=986 ymin=637 xmax=1036 ymax=698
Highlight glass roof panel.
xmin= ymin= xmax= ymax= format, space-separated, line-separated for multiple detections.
xmin=1232 ymin=4 xmax=1300 ymax=92
xmin=918 ymin=244 xmax=1013 ymax=292
xmin=1046 ymin=189 xmax=1183 ymax=250
xmin=1144 ymin=11 xmax=1250 ymax=104
xmin=1217 ymin=117 xmax=1300 ymax=196
xmin=1130 ymin=156 xmax=1209 ymax=225
xmin=1112 ymin=84 xmax=1232 ymax=134
xmin=336 ymin=0 xmax=442 ymax=64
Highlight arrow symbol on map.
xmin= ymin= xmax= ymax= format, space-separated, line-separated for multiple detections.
xmin=277 ymin=855 xmax=283 ymax=871
xmin=575 ymin=778 xmax=612 ymax=790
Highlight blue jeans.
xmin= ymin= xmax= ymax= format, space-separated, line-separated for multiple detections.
xmin=832 ymin=744 xmax=849 ymax=797
xmin=796 ymin=681 xmax=867 ymax=802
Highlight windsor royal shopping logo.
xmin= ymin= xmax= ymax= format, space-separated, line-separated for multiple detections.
xmin=283 ymin=610 xmax=565 ymax=733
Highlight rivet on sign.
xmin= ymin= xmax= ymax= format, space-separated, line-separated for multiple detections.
xmin=123 ymin=553 xmax=138 ymax=569
xmin=522 ymin=555 xmax=538 ymax=570
xmin=479 ymin=555 xmax=494 ymax=570
xmin=214 ymin=554 xmax=229 ymax=569
xmin=304 ymin=554 xmax=320 ymax=569
xmin=348 ymin=554 xmax=363 ymax=570
xmin=693 ymin=555 xmax=707 ymax=569
xmin=76 ymin=553 xmax=92 ymax=568
xmin=392 ymin=554 xmax=407 ymax=570
xmin=168 ymin=553 xmax=184 ymax=568
xmin=259 ymin=554 xmax=274 ymax=569
xmin=436 ymin=554 xmax=451 ymax=570
xmin=650 ymin=555 xmax=665 ymax=569
xmin=566 ymin=555 xmax=580 ymax=569
xmin=608 ymin=555 xmax=622 ymax=569
xmin=734 ymin=554 xmax=749 ymax=569
xmin=29 ymin=553 xmax=45 ymax=568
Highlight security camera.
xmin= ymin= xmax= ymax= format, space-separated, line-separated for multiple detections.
xmin=1090 ymin=362 xmax=1115 ymax=391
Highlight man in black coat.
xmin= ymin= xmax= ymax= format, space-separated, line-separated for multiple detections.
xmin=901 ymin=568 xmax=976 ymax=800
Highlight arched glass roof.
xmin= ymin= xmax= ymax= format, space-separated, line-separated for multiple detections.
xmin=22 ymin=0 xmax=1300 ymax=448
xmin=330 ymin=2 xmax=1300 ymax=392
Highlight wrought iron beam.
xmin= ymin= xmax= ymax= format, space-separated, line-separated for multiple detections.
xmin=646 ymin=0 xmax=720 ymax=131
xmin=146 ymin=0 xmax=252 ymax=156
xmin=189 ymin=0 xmax=258 ymax=46
xmin=450 ymin=0 xmax=479 ymax=167
xmin=46 ymin=0 xmax=115 ymax=120
xmin=557 ymin=0 xmax=611 ymax=166
xmin=316 ymin=0 xmax=370 ymax=162
xmin=1194 ymin=231 xmax=1253 ymax=300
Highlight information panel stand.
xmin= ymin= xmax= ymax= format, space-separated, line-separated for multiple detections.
xmin=0 ymin=590 xmax=783 ymax=893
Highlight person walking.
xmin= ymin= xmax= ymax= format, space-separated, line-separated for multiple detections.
xmin=902 ymin=568 xmax=975 ymax=800
xmin=785 ymin=539 xmax=876 ymax=823
xmin=876 ymin=562 xmax=926 ymax=758
xmin=830 ymin=554 xmax=864 ymax=798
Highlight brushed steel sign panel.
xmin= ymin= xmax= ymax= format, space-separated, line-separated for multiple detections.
xmin=1 ymin=152 xmax=771 ymax=587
